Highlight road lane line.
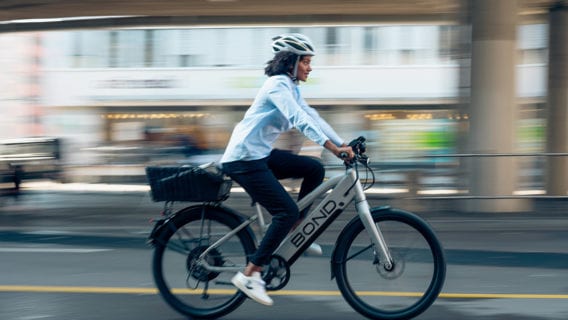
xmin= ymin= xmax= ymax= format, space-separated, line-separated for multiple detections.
xmin=0 ymin=248 xmax=112 ymax=253
xmin=0 ymin=286 xmax=158 ymax=294
xmin=1 ymin=286 xmax=568 ymax=299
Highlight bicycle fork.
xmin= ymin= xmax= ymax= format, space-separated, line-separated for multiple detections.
xmin=354 ymin=183 xmax=394 ymax=270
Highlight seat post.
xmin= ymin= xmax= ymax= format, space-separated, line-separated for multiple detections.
xmin=255 ymin=203 xmax=268 ymax=236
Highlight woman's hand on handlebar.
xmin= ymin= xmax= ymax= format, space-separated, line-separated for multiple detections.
xmin=337 ymin=145 xmax=355 ymax=161
xmin=324 ymin=140 xmax=355 ymax=161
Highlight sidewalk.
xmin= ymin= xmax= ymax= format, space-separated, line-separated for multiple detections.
xmin=3 ymin=181 xmax=567 ymax=258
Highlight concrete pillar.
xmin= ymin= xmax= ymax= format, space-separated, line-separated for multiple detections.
xmin=465 ymin=0 xmax=531 ymax=212
xmin=545 ymin=3 xmax=568 ymax=195
xmin=455 ymin=0 xmax=472 ymax=193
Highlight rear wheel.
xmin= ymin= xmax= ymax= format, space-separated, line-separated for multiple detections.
xmin=333 ymin=208 xmax=446 ymax=320
xmin=152 ymin=205 xmax=256 ymax=319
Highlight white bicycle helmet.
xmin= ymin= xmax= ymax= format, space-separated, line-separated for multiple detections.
xmin=271 ymin=33 xmax=316 ymax=56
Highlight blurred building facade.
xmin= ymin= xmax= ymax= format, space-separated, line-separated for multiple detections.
xmin=0 ymin=22 xmax=552 ymax=202
xmin=0 ymin=33 xmax=43 ymax=138
xmin=14 ymin=24 xmax=544 ymax=162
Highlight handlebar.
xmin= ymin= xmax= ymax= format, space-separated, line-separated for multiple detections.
xmin=343 ymin=136 xmax=368 ymax=167
xmin=342 ymin=136 xmax=375 ymax=190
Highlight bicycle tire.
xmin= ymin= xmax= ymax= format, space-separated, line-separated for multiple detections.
xmin=152 ymin=205 xmax=257 ymax=319
xmin=332 ymin=207 xmax=446 ymax=320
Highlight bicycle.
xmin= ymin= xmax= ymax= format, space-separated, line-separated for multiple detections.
xmin=146 ymin=136 xmax=446 ymax=320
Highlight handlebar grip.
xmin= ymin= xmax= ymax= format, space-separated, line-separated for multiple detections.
xmin=339 ymin=152 xmax=349 ymax=159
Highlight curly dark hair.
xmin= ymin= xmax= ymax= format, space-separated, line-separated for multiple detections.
xmin=264 ymin=51 xmax=299 ymax=77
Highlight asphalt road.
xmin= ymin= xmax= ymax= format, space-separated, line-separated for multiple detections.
xmin=1 ymin=184 xmax=568 ymax=320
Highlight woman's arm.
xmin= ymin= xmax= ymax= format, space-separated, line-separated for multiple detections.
xmin=267 ymin=78 xmax=330 ymax=146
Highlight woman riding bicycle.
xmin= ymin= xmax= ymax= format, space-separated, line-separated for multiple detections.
xmin=220 ymin=33 xmax=354 ymax=306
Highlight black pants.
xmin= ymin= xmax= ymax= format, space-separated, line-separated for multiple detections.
xmin=222 ymin=149 xmax=325 ymax=266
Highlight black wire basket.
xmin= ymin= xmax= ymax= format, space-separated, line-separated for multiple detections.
xmin=145 ymin=165 xmax=232 ymax=202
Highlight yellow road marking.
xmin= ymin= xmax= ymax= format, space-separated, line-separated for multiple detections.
xmin=439 ymin=292 xmax=568 ymax=299
xmin=1 ymin=286 xmax=567 ymax=299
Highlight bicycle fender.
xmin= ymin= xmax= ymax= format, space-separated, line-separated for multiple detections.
xmin=147 ymin=217 xmax=170 ymax=246
xmin=329 ymin=205 xmax=391 ymax=280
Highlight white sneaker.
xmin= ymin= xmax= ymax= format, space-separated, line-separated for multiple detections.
xmin=231 ymin=271 xmax=273 ymax=306
xmin=305 ymin=242 xmax=323 ymax=256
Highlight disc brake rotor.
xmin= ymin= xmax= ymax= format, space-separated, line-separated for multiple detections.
xmin=376 ymin=250 xmax=405 ymax=280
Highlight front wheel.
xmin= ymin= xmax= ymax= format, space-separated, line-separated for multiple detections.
xmin=152 ymin=205 xmax=257 ymax=319
xmin=332 ymin=207 xmax=446 ymax=320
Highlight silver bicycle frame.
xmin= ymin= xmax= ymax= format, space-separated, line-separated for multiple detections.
xmin=273 ymin=168 xmax=393 ymax=267
xmin=198 ymin=167 xmax=393 ymax=271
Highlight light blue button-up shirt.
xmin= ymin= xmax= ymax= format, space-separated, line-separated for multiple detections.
xmin=221 ymin=75 xmax=343 ymax=163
